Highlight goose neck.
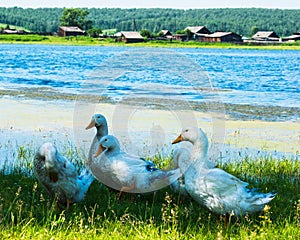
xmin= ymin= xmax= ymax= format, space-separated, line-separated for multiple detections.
xmin=96 ymin=126 xmax=108 ymax=139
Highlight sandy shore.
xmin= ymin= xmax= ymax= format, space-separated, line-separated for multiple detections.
xmin=0 ymin=96 xmax=299 ymax=169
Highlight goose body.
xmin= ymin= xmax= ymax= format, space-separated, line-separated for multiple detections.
xmin=90 ymin=135 xmax=180 ymax=194
xmin=172 ymin=127 xmax=276 ymax=216
xmin=34 ymin=142 xmax=94 ymax=208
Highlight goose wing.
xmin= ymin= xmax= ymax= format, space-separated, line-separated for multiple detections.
xmin=201 ymin=168 xmax=249 ymax=197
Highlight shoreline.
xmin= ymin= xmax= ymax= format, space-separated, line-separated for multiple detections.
xmin=1 ymin=87 xmax=299 ymax=122
xmin=0 ymin=95 xmax=299 ymax=166
xmin=0 ymin=37 xmax=300 ymax=50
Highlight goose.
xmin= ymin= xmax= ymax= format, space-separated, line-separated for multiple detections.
xmin=34 ymin=142 xmax=94 ymax=209
xmin=85 ymin=113 xmax=109 ymax=166
xmin=172 ymin=127 xmax=276 ymax=216
xmin=90 ymin=134 xmax=181 ymax=196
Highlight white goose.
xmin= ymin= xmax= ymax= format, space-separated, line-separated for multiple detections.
xmin=85 ymin=113 xmax=109 ymax=166
xmin=90 ymin=135 xmax=181 ymax=195
xmin=34 ymin=142 xmax=94 ymax=209
xmin=172 ymin=127 xmax=276 ymax=216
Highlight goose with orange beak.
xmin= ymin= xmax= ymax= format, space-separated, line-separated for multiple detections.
xmin=85 ymin=113 xmax=109 ymax=165
xmin=172 ymin=127 xmax=276 ymax=216
xmin=90 ymin=134 xmax=181 ymax=197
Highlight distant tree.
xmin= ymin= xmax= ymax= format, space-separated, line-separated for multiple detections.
xmin=250 ymin=26 xmax=260 ymax=37
xmin=87 ymin=28 xmax=102 ymax=38
xmin=175 ymin=29 xmax=185 ymax=34
xmin=175 ymin=29 xmax=192 ymax=37
xmin=140 ymin=29 xmax=154 ymax=38
xmin=59 ymin=8 xmax=92 ymax=30
xmin=157 ymin=30 xmax=164 ymax=37
xmin=184 ymin=29 xmax=193 ymax=38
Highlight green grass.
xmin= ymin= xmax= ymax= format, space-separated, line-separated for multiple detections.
xmin=0 ymin=142 xmax=299 ymax=239
xmin=0 ymin=34 xmax=299 ymax=50
xmin=0 ymin=34 xmax=49 ymax=42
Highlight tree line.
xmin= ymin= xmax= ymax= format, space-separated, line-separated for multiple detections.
xmin=0 ymin=7 xmax=299 ymax=37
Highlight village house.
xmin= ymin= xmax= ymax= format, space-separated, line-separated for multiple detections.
xmin=185 ymin=26 xmax=211 ymax=34
xmin=58 ymin=26 xmax=85 ymax=37
xmin=185 ymin=26 xmax=211 ymax=41
xmin=173 ymin=34 xmax=188 ymax=42
xmin=119 ymin=31 xmax=144 ymax=43
xmin=251 ymin=31 xmax=280 ymax=41
xmin=160 ymin=30 xmax=173 ymax=38
xmin=202 ymin=31 xmax=242 ymax=43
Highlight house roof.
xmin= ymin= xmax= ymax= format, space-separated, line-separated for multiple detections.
xmin=161 ymin=30 xmax=172 ymax=35
xmin=2 ymin=29 xmax=19 ymax=34
xmin=252 ymin=31 xmax=279 ymax=39
xmin=59 ymin=26 xmax=84 ymax=33
xmin=120 ymin=31 xmax=144 ymax=39
xmin=283 ymin=34 xmax=300 ymax=40
xmin=206 ymin=32 xmax=236 ymax=38
xmin=185 ymin=26 xmax=209 ymax=34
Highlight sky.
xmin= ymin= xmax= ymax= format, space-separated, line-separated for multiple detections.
xmin=1 ymin=0 xmax=299 ymax=9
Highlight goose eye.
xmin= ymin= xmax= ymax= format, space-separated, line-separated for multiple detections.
xmin=185 ymin=129 xmax=189 ymax=132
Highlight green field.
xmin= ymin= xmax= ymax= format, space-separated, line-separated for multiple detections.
xmin=0 ymin=34 xmax=299 ymax=50
xmin=0 ymin=141 xmax=299 ymax=239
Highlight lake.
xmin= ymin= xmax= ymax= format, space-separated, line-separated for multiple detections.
xmin=0 ymin=43 xmax=299 ymax=110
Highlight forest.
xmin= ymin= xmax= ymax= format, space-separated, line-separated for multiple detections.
xmin=0 ymin=7 xmax=299 ymax=37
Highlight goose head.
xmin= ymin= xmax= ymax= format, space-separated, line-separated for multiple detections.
xmin=94 ymin=135 xmax=121 ymax=157
xmin=172 ymin=127 xmax=209 ymax=154
xmin=37 ymin=142 xmax=66 ymax=182
xmin=86 ymin=114 xmax=108 ymax=133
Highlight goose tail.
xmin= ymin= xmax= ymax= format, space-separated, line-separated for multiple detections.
xmin=245 ymin=189 xmax=276 ymax=214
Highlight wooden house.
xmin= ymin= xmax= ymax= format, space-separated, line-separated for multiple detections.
xmin=251 ymin=31 xmax=279 ymax=41
xmin=58 ymin=26 xmax=85 ymax=37
xmin=202 ymin=32 xmax=242 ymax=43
xmin=185 ymin=26 xmax=211 ymax=40
xmin=173 ymin=34 xmax=188 ymax=41
xmin=160 ymin=30 xmax=173 ymax=38
xmin=185 ymin=26 xmax=211 ymax=35
xmin=120 ymin=31 xmax=144 ymax=43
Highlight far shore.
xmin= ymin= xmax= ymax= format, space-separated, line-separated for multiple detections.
xmin=0 ymin=35 xmax=300 ymax=50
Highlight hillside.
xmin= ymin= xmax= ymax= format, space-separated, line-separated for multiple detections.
xmin=0 ymin=7 xmax=299 ymax=37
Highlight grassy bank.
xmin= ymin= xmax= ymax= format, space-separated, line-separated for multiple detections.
xmin=0 ymin=142 xmax=299 ymax=239
xmin=0 ymin=34 xmax=299 ymax=50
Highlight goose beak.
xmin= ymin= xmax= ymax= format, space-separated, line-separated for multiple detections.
xmin=172 ymin=134 xmax=183 ymax=144
xmin=85 ymin=119 xmax=96 ymax=130
xmin=94 ymin=144 xmax=105 ymax=157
